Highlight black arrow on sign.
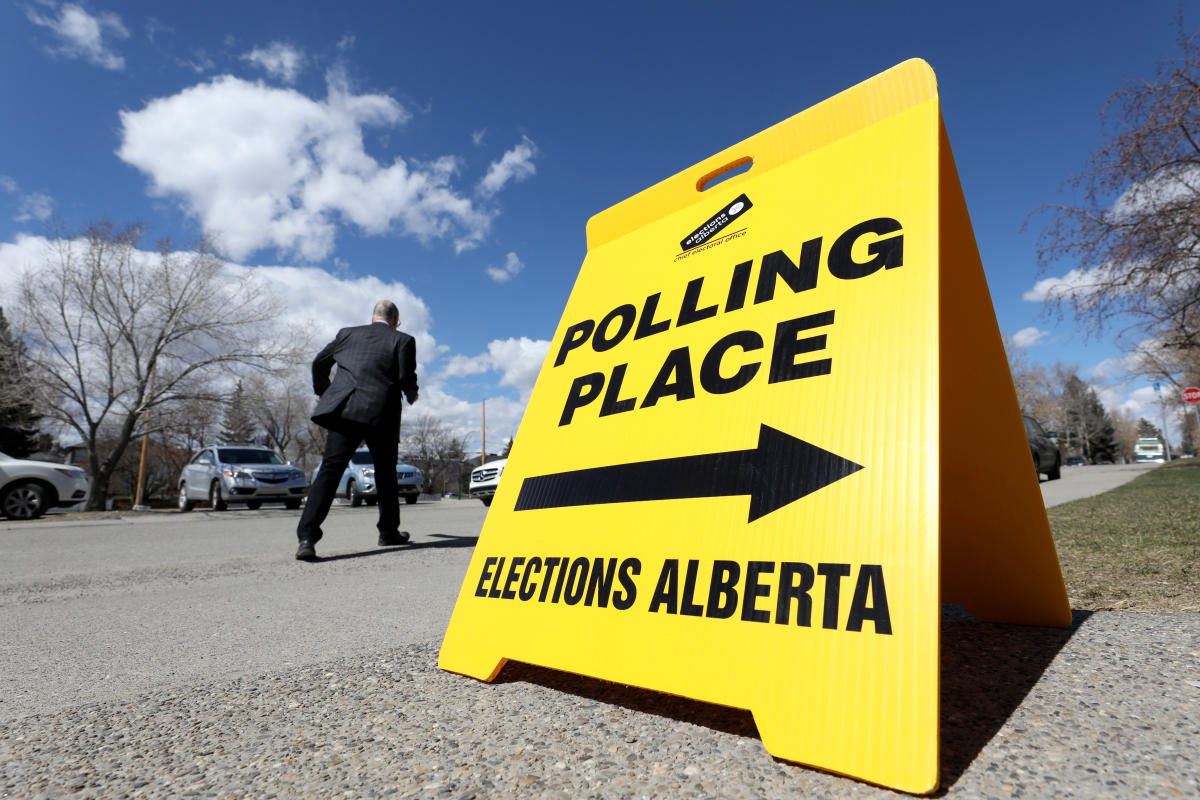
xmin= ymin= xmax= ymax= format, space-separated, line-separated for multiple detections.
xmin=514 ymin=424 xmax=863 ymax=522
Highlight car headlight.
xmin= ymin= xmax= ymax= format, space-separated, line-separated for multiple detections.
xmin=223 ymin=469 xmax=252 ymax=480
xmin=360 ymin=467 xmax=375 ymax=478
xmin=54 ymin=467 xmax=85 ymax=478
xmin=291 ymin=469 xmax=305 ymax=480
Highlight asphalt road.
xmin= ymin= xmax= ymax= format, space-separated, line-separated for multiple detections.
xmin=0 ymin=500 xmax=485 ymax=718
xmin=1 ymin=472 xmax=1196 ymax=798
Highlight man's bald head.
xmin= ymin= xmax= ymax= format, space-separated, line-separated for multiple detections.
xmin=372 ymin=300 xmax=399 ymax=328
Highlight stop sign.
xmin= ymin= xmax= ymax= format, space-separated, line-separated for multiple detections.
xmin=1184 ymin=387 xmax=1200 ymax=404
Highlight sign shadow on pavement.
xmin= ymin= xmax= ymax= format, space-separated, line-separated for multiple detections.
xmin=488 ymin=605 xmax=1087 ymax=792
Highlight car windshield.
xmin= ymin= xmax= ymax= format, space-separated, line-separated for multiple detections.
xmin=351 ymin=452 xmax=373 ymax=465
xmin=218 ymin=448 xmax=285 ymax=465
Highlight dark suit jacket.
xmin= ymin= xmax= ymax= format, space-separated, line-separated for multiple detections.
xmin=310 ymin=322 xmax=418 ymax=436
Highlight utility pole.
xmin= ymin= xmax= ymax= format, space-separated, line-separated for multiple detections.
xmin=481 ymin=399 xmax=487 ymax=465
xmin=1154 ymin=382 xmax=1174 ymax=461
xmin=133 ymin=363 xmax=156 ymax=511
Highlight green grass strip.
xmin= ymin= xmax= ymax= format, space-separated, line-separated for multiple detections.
xmin=1047 ymin=462 xmax=1200 ymax=612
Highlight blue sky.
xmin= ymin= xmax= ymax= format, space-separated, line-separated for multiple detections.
xmin=0 ymin=0 xmax=1191 ymax=450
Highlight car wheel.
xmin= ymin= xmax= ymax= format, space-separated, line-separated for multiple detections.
xmin=1047 ymin=454 xmax=1062 ymax=481
xmin=481 ymin=496 xmax=492 ymax=507
xmin=246 ymin=500 xmax=262 ymax=510
xmin=178 ymin=483 xmax=195 ymax=512
xmin=2 ymin=481 xmax=49 ymax=520
xmin=405 ymin=494 xmax=418 ymax=505
xmin=1031 ymin=453 xmax=1041 ymax=481
xmin=365 ymin=497 xmax=378 ymax=506
xmin=209 ymin=480 xmax=228 ymax=511
xmin=348 ymin=480 xmax=362 ymax=507
xmin=284 ymin=499 xmax=301 ymax=510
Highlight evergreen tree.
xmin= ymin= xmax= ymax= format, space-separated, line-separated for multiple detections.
xmin=1062 ymin=376 xmax=1117 ymax=462
xmin=1084 ymin=390 xmax=1117 ymax=463
xmin=0 ymin=307 xmax=41 ymax=457
xmin=220 ymin=381 xmax=258 ymax=444
xmin=1136 ymin=418 xmax=1161 ymax=438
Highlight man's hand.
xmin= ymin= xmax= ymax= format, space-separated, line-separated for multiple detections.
xmin=406 ymin=390 xmax=419 ymax=405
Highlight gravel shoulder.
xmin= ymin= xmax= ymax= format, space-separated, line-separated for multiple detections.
xmin=2 ymin=610 xmax=1197 ymax=799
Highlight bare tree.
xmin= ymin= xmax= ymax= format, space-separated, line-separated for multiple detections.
xmin=1033 ymin=17 xmax=1200 ymax=354
xmin=401 ymin=413 xmax=468 ymax=494
xmin=1111 ymin=407 xmax=1140 ymax=463
xmin=14 ymin=223 xmax=302 ymax=509
xmin=1003 ymin=336 xmax=1076 ymax=435
xmin=244 ymin=372 xmax=314 ymax=462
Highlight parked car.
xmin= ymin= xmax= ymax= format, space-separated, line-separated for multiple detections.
xmin=178 ymin=445 xmax=307 ymax=511
xmin=1023 ymin=414 xmax=1061 ymax=481
xmin=1065 ymin=456 xmax=1088 ymax=467
xmin=0 ymin=450 xmax=90 ymax=520
xmin=312 ymin=449 xmax=423 ymax=506
xmin=469 ymin=458 xmax=507 ymax=506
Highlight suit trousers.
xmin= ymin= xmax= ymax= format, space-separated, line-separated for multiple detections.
xmin=297 ymin=421 xmax=401 ymax=542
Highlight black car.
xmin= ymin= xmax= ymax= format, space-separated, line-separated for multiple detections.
xmin=1023 ymin=415 xmax=1061 ymax=481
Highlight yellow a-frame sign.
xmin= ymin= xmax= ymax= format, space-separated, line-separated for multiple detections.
xmin=439 ymin=59 xmax=1071 ymax=794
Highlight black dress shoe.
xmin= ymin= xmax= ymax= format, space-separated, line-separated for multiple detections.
xmin=296 ymin=540 xmax=318 ymax=560
xmin=378 ymin=531 xmax=410 ymax=547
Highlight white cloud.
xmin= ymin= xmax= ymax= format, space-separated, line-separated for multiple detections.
xmin=1110 ymin=163 xmax=1200 ymax=220
xmin=1022 ymin=266 xmax=1114 ymax=303
xmin=0 ymin=177 xmax=55 ymax=223
xmin=228 ymin=262 xmax=436 ymax=358
xmin=1010 ymin=326 xmax=1047 ymax=348
xmin=27 ymin=2 xmax=129 ymax=70
xmin=1087 ymin=357 xmax=1124 ymax=383
xmin=472 ymin=129 xmax=486 ymax=147
xmin=478 ymin=136 xmax=537 ymax=197
xmin=118 ymin=72 xmax=501 ymax=261
xmin=242 ymin=42 xmax=305 ymax=84
xmin=485 ymin=252 xmax=524 ymax=283
xmin=486 ymin=337 xmax=549 ymax=397
xmin=1129 ymin=385 xmax=1160 ymax=410
xmin=15 ymin=192 xmax=54 ymax=223
xmin=440 ymin=336 xmax=549 ymax=402
xmin=442 ymin=353 xmax=491 ymax=378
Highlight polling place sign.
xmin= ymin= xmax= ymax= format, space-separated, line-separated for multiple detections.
xmin=438 ymin=59 xmax=1071 ymax=794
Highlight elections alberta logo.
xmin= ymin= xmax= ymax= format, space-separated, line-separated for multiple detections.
xmin=680 ymin=194 xmax=753 ymax=253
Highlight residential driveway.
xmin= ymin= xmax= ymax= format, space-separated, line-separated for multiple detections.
xmin=1039 ymin=461 xmax=1158 ymax=507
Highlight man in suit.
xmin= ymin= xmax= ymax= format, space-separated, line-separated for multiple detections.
xmin=296 ymin=300 xmax=419 ymax=561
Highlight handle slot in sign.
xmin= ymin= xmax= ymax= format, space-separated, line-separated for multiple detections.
xmin=697 ymin=156 xmax=753 ymax=192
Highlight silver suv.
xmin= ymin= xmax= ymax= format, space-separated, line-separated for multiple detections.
xmin=312 ymin=449 xmax=424 ymax=506
xmin=178 ymin=445 xmax=307 ymax=511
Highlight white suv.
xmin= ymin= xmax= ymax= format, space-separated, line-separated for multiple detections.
xmin=469 ymin=458 xmax=507 ymax=506
xmin=0 ymin=451 xmax=90 ymax=520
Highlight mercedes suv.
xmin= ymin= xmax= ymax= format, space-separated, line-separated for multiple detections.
xmin=469 ymin=458 xmax=507 ymax=506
